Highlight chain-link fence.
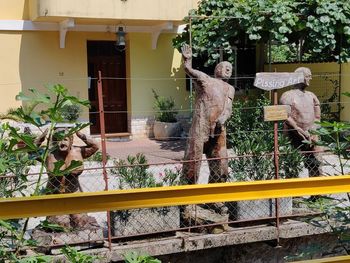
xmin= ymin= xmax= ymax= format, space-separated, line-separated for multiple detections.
xmin=1 ymin=71 xmax=349 ymax=260
xmin=1 ymin=149 xmax=345 ymax=246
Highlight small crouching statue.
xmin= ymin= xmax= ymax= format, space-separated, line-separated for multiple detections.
xmin=35 ymin=128 xmax=99 ymax=230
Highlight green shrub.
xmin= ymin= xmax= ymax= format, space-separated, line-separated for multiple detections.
xmin=61 ymin=246 xmax=100 ymax=263
xmin=227 ymin=95 xmax=304 ymax=181
xmin=123 ymin=251 xmax=161 ymax=263
xmin=61 ymin=104 xmax=81 ymax=122
xmin=152 ymin=89 xmax=177 ymax=123
xmin=112 ymin=153 xmax=162 ymax=189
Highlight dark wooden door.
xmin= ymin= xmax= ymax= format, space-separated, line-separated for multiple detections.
xmin=87 ymin=41 xmax=127 ymax=134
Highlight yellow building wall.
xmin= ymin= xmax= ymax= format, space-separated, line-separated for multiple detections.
xmin=0 ymin=29 xmax=187 ymax=124
xmin=30 ymin=0 xmax=198 ymax=22
xmin=341 ymin=63 xmax=350 ymax=122
xmin=0 ymin=33 xmax=23 ymax=112
xmin=264 ymin=62 xmax=339 ymax=74
xmin=0 ymin=0 xmax=30 ymax=20
xmin=0 ymin=30 xmax=115 ymax=118
xmin=129 ymin=33 xmax=188 ymax=118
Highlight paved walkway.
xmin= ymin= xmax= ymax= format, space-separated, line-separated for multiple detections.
xmin=106 ymin=138 xmax=187 ymax=163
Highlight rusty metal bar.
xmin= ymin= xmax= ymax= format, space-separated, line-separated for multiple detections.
xmin=273 ymin=89 xmax=280 ymax=246
xmin=97 ymin=70 xmax=112 ymax=250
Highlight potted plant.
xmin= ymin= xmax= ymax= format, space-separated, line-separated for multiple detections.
xmin=61 ymin=104 xmax=81 ymax=123
xmin=152 ymin=89 xmax=181 ymax=140
xmin=110 ymin=153 xmax=182 ymax=236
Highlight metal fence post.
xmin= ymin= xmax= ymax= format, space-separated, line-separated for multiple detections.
xmin=273 ymin=89 xmax=281 ymax=247
xmin=97 ymin=70 xmax=112 ymax=250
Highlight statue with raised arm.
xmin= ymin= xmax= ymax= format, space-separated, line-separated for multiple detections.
xmin=36 ymin=128 xmax=99 ymax=229
xmin=280 ymin=67 xmax=321 ymax=177
xmin=181 ymin=44 xmax=235 ymax=187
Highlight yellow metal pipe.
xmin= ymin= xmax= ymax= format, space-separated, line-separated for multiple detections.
xmin=1 ymin=175 xmax=350 ymax=220
xmin=293 ymin=255 xmax=350 ymax=262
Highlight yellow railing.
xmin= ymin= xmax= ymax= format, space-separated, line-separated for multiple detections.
xmin=1 ymin=175 xmax=350 ymax=219
xmin=2 ymin=175 xmax=350 ymax=262
xmin=293 ymin=255 xmax=350 ymax=263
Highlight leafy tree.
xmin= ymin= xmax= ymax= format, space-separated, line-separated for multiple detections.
xmin=174 ymin=0 xmax=350 ymax=65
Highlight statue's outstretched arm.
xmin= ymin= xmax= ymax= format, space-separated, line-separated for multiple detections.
xmin=76 ymin=131 xmax=99 ymax=158
xmin=181 ymin=44 xmax=208 ymax=81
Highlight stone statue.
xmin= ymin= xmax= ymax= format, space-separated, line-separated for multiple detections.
xmin=279 ymin=67 xmax=321 ymax=176
xmin=181 ymin=44 xmax=235 ymax=185
xmin=36 ymin=128 xmax=99 ymax=229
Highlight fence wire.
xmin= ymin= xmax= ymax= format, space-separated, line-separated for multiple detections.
xmin=2 ymin=149 xmax=349 ymax=249
xmin=0 ymin=72 xmax=350 ymax=259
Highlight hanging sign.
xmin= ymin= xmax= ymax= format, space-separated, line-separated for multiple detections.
xmin=254 ymin=72 xmax=304 ymax=91
xmin=263 ymin=105 xmax=289 ymax=122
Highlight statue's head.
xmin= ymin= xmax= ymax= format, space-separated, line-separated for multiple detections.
xmin=295 ymin=67 xmax=312 ymax=88
xmin=214 ymin=61 xmax=232 ymax=80
xmin=53 ymin=128 xmax=73 ymax=153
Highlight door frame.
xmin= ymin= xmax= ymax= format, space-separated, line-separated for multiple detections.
xmin=87 ymin=40 xmax=129 ymax=135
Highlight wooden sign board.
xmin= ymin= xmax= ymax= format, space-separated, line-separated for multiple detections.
xmin=254 ymin=72 xmax=304 ymax=91
xmin=264 ymin=105 xmax=288 ymax=121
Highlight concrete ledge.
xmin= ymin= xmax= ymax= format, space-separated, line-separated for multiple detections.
xmin=49 ymin=220 xmax=333 ymax=262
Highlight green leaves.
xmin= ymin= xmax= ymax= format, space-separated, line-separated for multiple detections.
xmin=174 ymin=0 xmax=350 ymax=65
xmin=16 ymin=89 xmax=50 ymax=104
xmin=123 ymin=251 xmax=161 ymax=263
xmin=15 ymin=85 xmax=90 ymax=125
xmin=299 ymin=196 xmax=350 ymax=256
xmin=51 ymin=160 xmax=83 ymax=177
xmin=227 ymin=95 xmax=304 ymax=181
xmin=0 ymin=84 xmax=93 ymax=260
xmin=61 ymin=246 xmax=100 ymax=263
xmin=38 ymin=220 xmax=66 ymax=233
xmin=309 ymin=120 xmax=350 ymax=175
xmin=17 ymin=255 xmax=52 ymax=263
xmin=112 ymin=153 xmax=161 ymax=189
xmin=152 ymin=89 xmax=178 ymax=123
